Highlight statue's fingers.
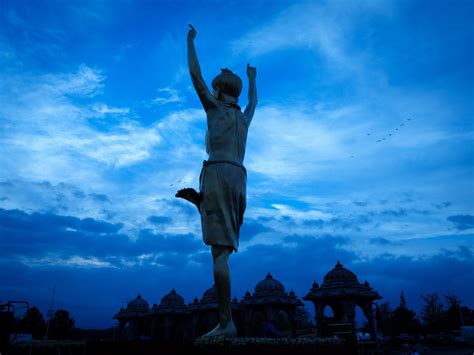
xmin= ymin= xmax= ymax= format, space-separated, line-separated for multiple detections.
xmin=188 ymin=24 xmax=196 ymax=31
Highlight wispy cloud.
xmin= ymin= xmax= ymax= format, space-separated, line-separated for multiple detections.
xmin=152 ymin=87 xmax=184 ymax=105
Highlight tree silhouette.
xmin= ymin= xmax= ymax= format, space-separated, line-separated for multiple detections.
xmin=48 ymin=309 xmax=75 ymax=340
xmin=420 ymin=292 xmax=444 ymax=333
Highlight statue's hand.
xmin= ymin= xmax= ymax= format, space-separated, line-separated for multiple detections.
xmin=187 ymin=24 xmax=197 ymax=42
xmin=247 ymin=63 xmax=256 ymax=79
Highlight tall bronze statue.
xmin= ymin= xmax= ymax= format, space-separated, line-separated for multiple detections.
xmin=176 ymin=24 xmax=257 ymax=338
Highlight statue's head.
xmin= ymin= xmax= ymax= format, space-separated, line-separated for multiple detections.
xmin=212 ymin=69 xmax=242 ymax=102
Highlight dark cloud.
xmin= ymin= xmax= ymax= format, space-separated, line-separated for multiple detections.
xmin=369 ymin=237 xmax=395 ymax=245
xmin=239 ymin=220 xmax=273 ymax=240
xmin=447 ymin=214 xmax=474 ymax=230
xmin=147 ymin=215 xmax=172 ymax=225
xmin=88 ymin=193 xmax=110 ymax=202
xmin=434 ymin=201 xmax=452 ymax=209
xmin=302 ymin=215 xmax=371 ymax=231
xmin=0 ymin=208 xmax=203 ymax=264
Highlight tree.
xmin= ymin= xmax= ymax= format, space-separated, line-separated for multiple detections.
xmin=16 ymin=306 xmax=46 ymax=339
xmin=420 ymin=292 xmax=444 ymax=333
xmin=391 ymin=306 xmax=421 ymax=335
xmin=48 ymin=309 xmax=75 ymax=340
xmin=375 ymin=301 xmax=393 ymax=335
xmin=295 ymin=306 xmax=313 ymax=329
xmin=390 ymin=291 xmax=421 ymax=335
xmin=443 ymin=293 xmax=468 ymax=331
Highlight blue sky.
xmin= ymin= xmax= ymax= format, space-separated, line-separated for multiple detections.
xmin=0 ymin=0 xmax=473 ymax=328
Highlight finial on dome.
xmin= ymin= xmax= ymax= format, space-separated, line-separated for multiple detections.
xmin=336 ymin=260 xmax=342 ymax=267
xmin=312 ymin=281 xmax=319 ymax=289
xmin=137 ymin=293 xmax=142 ymax=299
xmin=266 ymin=272 xmax=273 ymax=279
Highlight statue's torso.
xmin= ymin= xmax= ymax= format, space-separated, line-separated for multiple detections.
xmin=205 ymin=104 xmax=249 ymax=165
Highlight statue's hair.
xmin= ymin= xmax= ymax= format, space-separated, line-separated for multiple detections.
xmin=212 ymin=68 xmax=242 ymax=99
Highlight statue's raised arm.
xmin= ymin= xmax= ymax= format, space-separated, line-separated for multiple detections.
xmin=244 ymin=63 xmax=257 ymax=126
xmin=187 ymin=24 xmax=217 ymax=111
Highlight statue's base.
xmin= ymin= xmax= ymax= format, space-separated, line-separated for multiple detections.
xmin=193 ymin=336 xmax=351 ymax=354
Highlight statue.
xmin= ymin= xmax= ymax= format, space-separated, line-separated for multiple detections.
xmin=176 ymin=24 xmax=257 ymax=338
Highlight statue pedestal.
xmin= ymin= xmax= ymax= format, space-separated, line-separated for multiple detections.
xmin=193 ymin=336 xmax=352 ymax=355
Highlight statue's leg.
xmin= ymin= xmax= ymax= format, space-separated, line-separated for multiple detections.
xmin=202 ymin=245 xmax=237 ymax=338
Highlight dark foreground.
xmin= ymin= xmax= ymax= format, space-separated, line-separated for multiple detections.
xmin=9 ymin=339 xmax=357 ymax=355
xmin=9 ymin=339 xmax=474 ymax=355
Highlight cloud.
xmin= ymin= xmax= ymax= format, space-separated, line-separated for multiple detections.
xmin=153 ymin=87 xmax=184 ymax=105
xmin=147 ymin=215 xmax=172 ymax=225
xmin=91 ymin=103 xmax=130 ymax=116
xmin=447 ymin=214 xmax=474 ymax=230
xmin=231 ymin=0 xmax=392 ymax=71
xmin=369 ymin=237 xmax=395 ymax=245
xmin=0 ymin=208 xmax=204 ymax=266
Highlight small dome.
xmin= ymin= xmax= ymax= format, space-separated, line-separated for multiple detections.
xmin=254 ymin=272 xmax=285 ymax=295
xmin=160 ymin=288 xmax=185 ymax=307
xmin=201 ymin=285 xmax=218 ymax=304
xmin=323 ymin=261 xmax=359 ymax=286
xmin=127 ymin=294 xmax=149 ymax=312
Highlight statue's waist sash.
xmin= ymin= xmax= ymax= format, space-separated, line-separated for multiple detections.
xmin=203 ymin=159 xmax=247 ymax=175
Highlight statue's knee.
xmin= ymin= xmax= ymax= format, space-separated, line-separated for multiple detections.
xmin=211 ymin=245 xmax=233 ymax=260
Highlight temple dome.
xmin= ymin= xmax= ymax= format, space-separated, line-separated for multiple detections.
xmin=323 ymin=261 xmax=359 ymax=286
xmin=126 ymin=294 xmax=149 ymax=312
xmin=254 ymin=272 xmax=285 ymax=294
xmin=201 ymin=285 xmax=218 ymax=304
xmin=160 ymin=288 xmax=185 ymax=307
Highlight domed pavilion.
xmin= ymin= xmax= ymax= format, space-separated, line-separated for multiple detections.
xmin=150 ymin=289 xmax=191 ymax=342
xmin=303 ymin=261 xmax=381 ymax=340
xmin=240 ymin=272 xmax=303 ymax=337
xmin=188 ymin=284 xmax=241 ymax=337
xmin=114 ymin=294 xmax=151 ymax=339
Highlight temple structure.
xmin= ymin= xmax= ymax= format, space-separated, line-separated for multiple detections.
xmin=113 ymin=264 xmax=381 ymax=341
xmin=240 ymin=273 xmax=303 ymax=337
xmin=303 ymin=261 xmax=381 ymax=340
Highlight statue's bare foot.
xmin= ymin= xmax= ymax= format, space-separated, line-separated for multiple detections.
xmin=175 ymin=188 xmax=201 ymax=212
xmin=202 ymin=321 xmax=237 ymax=338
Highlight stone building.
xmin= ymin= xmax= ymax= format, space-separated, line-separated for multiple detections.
xmin=303 ymin=261 xmax=381 ymax=340
xmin=113 ymin=273 xmax=304 ymax=340
xmin=113 ymin=265 xmax=381 ymax=341
xmin=114 ymin=294 xmax=151 ymax=339
xmin=240 ymin=273 xmax=303 ymax=337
